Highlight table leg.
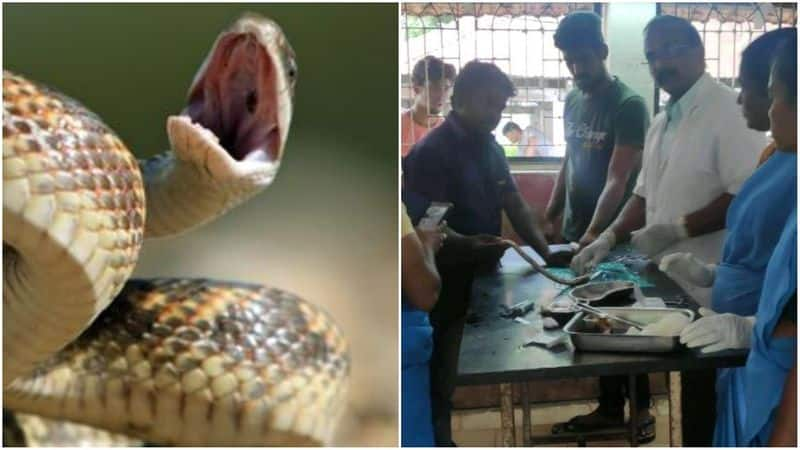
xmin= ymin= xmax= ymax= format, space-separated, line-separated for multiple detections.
xmin=499 ymin=383 xmax=516 ymax=446
xmin=668 ymin=371 xmax=683 ymax=447
xmin=628 ymin=374 xmax=638 ymax=447
xmin=521 ymin=382 xmax=531 ymax=446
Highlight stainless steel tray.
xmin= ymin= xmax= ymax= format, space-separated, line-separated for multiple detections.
xmin=564 ymin=307 xmax=695 ymax=353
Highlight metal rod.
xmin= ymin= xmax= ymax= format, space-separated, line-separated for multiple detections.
xmin=574 ymin=302 xmax=646 ymax=330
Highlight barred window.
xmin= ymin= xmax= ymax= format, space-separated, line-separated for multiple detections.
xmin=654 ymin=3 xmax=796 ymax=112
xmin=401 ymin=3 xmax=599 ymax=161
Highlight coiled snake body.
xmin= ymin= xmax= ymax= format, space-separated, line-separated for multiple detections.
xmin=3 ymin=15 xmax=349 ymax=446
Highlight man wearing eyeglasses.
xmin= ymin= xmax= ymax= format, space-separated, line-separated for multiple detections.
xmin=571 ymin=15 xmax=767 ymax=444
xmin=573 ymin=14 xmax=766 ymax=307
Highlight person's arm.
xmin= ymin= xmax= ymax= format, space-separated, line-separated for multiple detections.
xmin=580 ymin=144 xmax=642 ymax=245
xmin=437 ymin=226 xmax=508 ymax=266
xmin=401 ymin=229 xmax=441 ymax=312
xmin=400 ymin=204 xmax=444 ymax=312
xmin=436 ymin=226 xmax=476 ymax=263
xmin=683 ymin=193 xmax=733 ymax=237
xmin=631 ymin=191 xmax=734 ymax=256
xmin=503 ymin=191 xmax=550 ymax=258
xmin=606 ymin=194 xmax=646 ymax=243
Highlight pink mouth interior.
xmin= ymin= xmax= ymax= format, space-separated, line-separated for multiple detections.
xmin=186 ymin=33 xmax=281 ymax=162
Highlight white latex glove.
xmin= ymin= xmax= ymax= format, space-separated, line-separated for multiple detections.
xmin=631 ymin=220 xmax=689 ymax=257
xmin=570 ymin=230 xmax=615 ymax=275
xmin=659 ymin=252 xmax=716 ymax=288
xmin=679 ymin=307 xmax=755 ymax=353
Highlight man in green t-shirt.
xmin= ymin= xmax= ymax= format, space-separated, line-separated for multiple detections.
xmin=543 ymin=11 xmax=654 ymax=443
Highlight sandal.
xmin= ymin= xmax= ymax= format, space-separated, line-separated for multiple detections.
xmin=632 ymin=412 xmax=656 ymax=445
xmin=551 ymin=408 xmax=656 ymax=445
xmin=551 ymin=408 xmax=625 ymax=434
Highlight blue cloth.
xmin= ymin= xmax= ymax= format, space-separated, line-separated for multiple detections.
xmin=403 ymin=111 xmax=518 ymax=236
xmin=743 ymin=209 xmax=796 ymax=446
xmin=712 ymin=151 xmax=797 ymax=315
xmin=401 ymin=302 xmax=435 ymax=446
xmin=713 ymin=209 xmax=797 ymax=446
xmin=711 ymin=152 xmax=796 ymax=446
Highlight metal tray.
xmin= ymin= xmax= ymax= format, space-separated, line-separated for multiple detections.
xmin=564 ymin=307 xmax=695 ymax=353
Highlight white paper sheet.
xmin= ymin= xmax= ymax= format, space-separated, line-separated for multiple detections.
xmin=501 ymin=243 xmax=579 ymax=269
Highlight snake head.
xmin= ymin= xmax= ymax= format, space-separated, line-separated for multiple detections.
xmin=168 ymin=13 xmax=295 ymax=181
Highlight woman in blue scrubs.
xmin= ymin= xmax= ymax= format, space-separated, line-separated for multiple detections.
xmin=675 ymin=34 xmax=797 ymax=446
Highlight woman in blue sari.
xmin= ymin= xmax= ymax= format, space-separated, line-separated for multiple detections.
xmin=672 ymin=34 xmax=797 ymax=446
xmin=743 ymin=210 xmax=796 ymax=446
xmin=401 ymin=203 xmax=444 ymax=446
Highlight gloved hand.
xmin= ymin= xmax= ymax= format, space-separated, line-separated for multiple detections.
xmin=631 ymin=221 xmax=689 ymax=257
xmin=570 ymin=230 xmax=615 ymax=275
xmin=679 ymin=308 xmax=755 ymax=353
xmin=659 ymin=252 xmax=716 ymax=288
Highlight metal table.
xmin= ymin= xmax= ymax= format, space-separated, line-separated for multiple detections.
xmin=456 ymin=246 xmax=747 ymax=446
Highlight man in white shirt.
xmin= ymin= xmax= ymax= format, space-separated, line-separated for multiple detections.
xmin=572 ymin=16 xmax=765 ymax=304
xmin=568 ymin=15 xmax=766 ymax=444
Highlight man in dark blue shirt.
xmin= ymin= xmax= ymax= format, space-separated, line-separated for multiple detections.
xmin=403 ymin=61 xmax=555 ymax=445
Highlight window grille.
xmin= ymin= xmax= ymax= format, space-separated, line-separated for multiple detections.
xmin=401 ymin=3 xmax=598 ymax=161
xmin=654 ymin=3 xmax=797 ymax=113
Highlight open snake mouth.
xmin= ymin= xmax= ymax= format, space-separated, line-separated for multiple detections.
xmin=185 ymin=32 xmax=283 ymax=163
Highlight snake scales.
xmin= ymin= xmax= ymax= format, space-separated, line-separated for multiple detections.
xmin=3 ymin=15 xmax=349 ymax=446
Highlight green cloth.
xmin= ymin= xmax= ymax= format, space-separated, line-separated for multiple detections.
xmin=561 ymin=77 xmax=650 ymax=242
xmin=548 ymin=262 xmax=655 ymax=288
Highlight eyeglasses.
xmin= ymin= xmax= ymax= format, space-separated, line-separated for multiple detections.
xmin=643 ymin=43 xmax=695 ymax=65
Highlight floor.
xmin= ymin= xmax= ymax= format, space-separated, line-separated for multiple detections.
xmin=452 ymin=395 xmax=672 ymax=447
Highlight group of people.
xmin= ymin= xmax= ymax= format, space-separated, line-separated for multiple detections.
xmin=401 ymin=11 xmax=796 ymax=448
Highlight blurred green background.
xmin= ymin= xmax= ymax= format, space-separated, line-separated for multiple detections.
xmin=5 ymin=3 xmax=398 ymax=446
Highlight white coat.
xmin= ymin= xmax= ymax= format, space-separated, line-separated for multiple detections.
xmin=634 ymin=73 xmax=767 ymax=306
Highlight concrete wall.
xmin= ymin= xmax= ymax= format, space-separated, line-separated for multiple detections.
xmin=606 ymin=2 xmax=658 ymax=116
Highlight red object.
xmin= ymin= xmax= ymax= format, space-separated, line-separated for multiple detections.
xmin=502 ymin=171 xmax=557 ymax=243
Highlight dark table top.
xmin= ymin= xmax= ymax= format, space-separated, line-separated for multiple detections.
xmin=457 ymin=246 xmax=748 ymax=386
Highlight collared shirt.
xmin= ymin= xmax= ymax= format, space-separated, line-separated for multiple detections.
xmin=633 ymin=73 xmax=767 ymax=306
xmin=657 ymin=72 xmax=705 ymax=171
xmin=402 ymin=112 xmax=517 ymax=236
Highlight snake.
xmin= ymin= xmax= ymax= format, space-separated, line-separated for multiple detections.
xmin=3 ymin=14 xmax=349 ymax=446
xmin=502 ymin=240 xmax=591 ymax=286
